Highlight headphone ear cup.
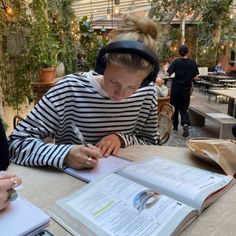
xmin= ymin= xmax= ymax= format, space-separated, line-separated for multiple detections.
xmin=95 ymin=55 xmax=107 ymax=75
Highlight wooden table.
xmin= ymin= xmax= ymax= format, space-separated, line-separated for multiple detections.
xmin=8 ymin=145 xmax=236 ymax=235
xmin=198 ymin=75 xmax=234 ymax=88
xmin=199 ymin=74 xmax=234 ymax=80
xmin=209 ymin=74 xmax=234 ymax=80
xmin=209 ymin=89 xmax=236 ymax=117
xmin=218 ymin=79 xmax=236 ymax=88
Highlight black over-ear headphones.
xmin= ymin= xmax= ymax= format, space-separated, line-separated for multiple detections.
xmin=95 ymin=40 xmax=159 ymax=87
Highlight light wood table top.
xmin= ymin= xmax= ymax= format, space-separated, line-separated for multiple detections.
xmin=209 ymin=88 xmax=236 ymax=99
xmin=199 ymin=74 xmax=234 ymax=80
xmin=209 ymin=89 xmax=236 ymax=117
xmin=8 ymin=145 xmax=236 ymax=236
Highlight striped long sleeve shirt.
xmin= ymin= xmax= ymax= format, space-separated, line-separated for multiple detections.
xmin=8 ymin=71 xmax=158 ymax=169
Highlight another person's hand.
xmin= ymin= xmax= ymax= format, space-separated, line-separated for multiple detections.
xmin=96 ymin=134 xmax=121 ymax=157
xmin=0 ymin=172 xmax=22 ymax=211
xmin=64 ymin=145 xmax=102 ymax=169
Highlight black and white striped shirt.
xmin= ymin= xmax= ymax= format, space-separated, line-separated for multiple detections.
xmin=8 ymin=71 xmax=158 ymax=169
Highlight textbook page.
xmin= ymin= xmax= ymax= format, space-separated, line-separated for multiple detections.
xmin=49 ymin=173 xmax=196 ymax=236
xmin=64 ymin=155 xmax=132 ymax=182
xmin=0 ymin=195 xmax=50 ymax=236
xmin=117 ymin=157 xmax=235 ymax=212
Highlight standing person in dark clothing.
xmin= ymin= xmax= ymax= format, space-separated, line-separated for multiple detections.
xmin=167 ymin=45 xmax=199 ymax=137
xmin=0 ymin=118 xmax=10 ymax=170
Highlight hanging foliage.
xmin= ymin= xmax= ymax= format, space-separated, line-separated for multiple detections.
xmin=0 ymin=0 xmax=78 ymax=111
xmin=77 ymin=16 xmax=106 ymax=71
xmin=48 ymin=0 xmax=78 ymax=74
xmin=0 ymin=0 xmax=33 ymax=111
xmin=149 ymin=0 xmax=235 ymax=67
xmin=149 ymin=0 xmax=206 ymax=22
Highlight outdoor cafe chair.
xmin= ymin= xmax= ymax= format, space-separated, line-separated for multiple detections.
xmin=157 ymin=102 xmax=175 ymax=145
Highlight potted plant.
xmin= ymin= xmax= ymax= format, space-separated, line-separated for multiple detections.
xmin=0 ymin=0 xmax=78 ymax=112
xmin=36 ymin=39 xmax=61 ymax=83
xmin=27 ymin=0 xmax=61 ymax=83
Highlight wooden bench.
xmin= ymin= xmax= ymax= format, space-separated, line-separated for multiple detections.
xmin=188 ymin=104 xmax=236 ymax=139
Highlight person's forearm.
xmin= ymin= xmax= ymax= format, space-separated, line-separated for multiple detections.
xmin=9 ymin=136 xmax=72 ymax=169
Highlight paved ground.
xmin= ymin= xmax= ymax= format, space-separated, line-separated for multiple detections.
xmin=164 ymin=89 xmax=229 ymax=147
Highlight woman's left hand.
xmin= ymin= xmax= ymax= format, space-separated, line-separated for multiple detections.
xmin=0 ymin=172 xmax=22 ymax=211
xmin=96 ymin=134 xmax=121 ymax=157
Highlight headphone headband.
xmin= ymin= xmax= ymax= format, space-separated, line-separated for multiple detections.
xmin=98 ymin=40 xmax=159 ymax=68
xmin=95 ymin=40 xmax=159 ymax=87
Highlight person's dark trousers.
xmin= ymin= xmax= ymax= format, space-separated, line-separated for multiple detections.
xmin=0 ymin=119 xmax=10 ymax=170
xmin=170 ymin=87 xmax=191 ymax=129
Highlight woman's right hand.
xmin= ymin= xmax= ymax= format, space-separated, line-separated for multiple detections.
xmin=0 ymin=172 xmax=22 ymax=211
xmin=64 ymin=145 xmax=102 ymax=170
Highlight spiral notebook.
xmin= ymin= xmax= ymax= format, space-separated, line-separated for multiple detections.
xmin=0 ymin=195 xmax=50 ymax=236
xmin=64 ymin=155 xmax=133 ymax=182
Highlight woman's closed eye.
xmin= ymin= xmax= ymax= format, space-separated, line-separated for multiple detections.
xmin=110 ymin=78 xmax=118 ymax=84
xmin=128 ymin=85 xmax=138 ymax=90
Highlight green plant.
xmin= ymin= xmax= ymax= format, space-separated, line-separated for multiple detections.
xmin=149 ymin=0 xmax=235 ymax=65
xmin=77 ymin=16 xmax=107 ymax=71
xmin=156 ymin=25 xmax=181 ymax=62
xmin=47 ymin=0 xmax=78 ymax=74
xmin=0 ymin=0 xmax=79 ymax=111
xmin=26 ymin=0 xmax=61 ymax=72
xmin=0 ymin=1 xmax=34 ymax=111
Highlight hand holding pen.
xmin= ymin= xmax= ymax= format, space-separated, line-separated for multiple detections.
xmin=71 ymin=122 xmax=89 ymax=147
xmin=63 ymin=123 xmax=102 ymax=169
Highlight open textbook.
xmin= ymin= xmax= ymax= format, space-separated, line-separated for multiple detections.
xmin=0 ymin=195 xmax=50 ymax=236
xmin=64 ymin=155 xmax=132 ymax=182
xmin=49 ymin=157 xmax=235 ymax=236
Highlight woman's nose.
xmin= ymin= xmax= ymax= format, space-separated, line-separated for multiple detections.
xmin=115 ymin=87 xmax=126 ymax=99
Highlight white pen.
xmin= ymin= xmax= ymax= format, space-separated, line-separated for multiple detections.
xmin=71 ymin=122 xmax=89 ymax=147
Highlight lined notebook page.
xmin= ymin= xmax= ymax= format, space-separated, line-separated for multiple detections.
xmin=0 ymin=195 xmax=50 ymax=236
xmin=64 ymin=155 xmax=133 ymax=182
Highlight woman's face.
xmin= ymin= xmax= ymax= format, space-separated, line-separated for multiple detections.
xmin=102 ymin=63 xmax=149 ymax=101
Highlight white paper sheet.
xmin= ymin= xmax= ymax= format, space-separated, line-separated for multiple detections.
xmin=0 ymin=195 xmax=50 ymax=236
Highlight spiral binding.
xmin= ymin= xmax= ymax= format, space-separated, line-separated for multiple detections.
xmin=112 ymin=155 xmax=134 ymax=163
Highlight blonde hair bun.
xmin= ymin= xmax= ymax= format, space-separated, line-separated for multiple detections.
xmin=112 ymin=15 xmax=158 ymax=40
xmin=110 ymin=15 xmax=158 ymax=51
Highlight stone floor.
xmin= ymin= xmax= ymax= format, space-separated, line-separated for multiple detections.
xmin=164 ymin=89 xmax=229 ymax=147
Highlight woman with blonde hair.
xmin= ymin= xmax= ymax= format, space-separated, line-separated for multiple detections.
xmin=9 ymin=15 xmax=160 ymax=171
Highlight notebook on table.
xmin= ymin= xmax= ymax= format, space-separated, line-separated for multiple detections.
xmin=0 ymin=195 xmax=50 ymax=236
xmin=64 ymin=155 xmax=133 ymax=182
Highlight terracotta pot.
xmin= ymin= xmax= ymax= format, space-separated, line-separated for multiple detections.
xmin=38 ymin=67 xmax=55 ymax=83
